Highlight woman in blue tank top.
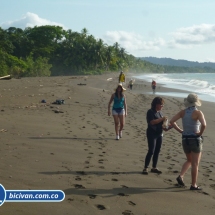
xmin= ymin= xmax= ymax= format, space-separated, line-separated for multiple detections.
xmin=170 ymin=93 xmax=206 ymax=190
xmin=108 ymin=83 xmax=127 ymax=140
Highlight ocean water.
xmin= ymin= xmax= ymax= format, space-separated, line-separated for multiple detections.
xmin=133 ymin=73 xmax=215 ymax=103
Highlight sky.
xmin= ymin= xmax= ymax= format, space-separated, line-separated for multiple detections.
xmin=1 ymin=0 xmax=215 ymax=62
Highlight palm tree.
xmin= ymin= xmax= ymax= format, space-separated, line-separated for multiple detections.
xmin=104 ymin=46 xmax=114 ymax=71
xmin=81 ymin=28 xmax=88 ymax=38
xmin=91 ymin=39 xmax=106 ymax=70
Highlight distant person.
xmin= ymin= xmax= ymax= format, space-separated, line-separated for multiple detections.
xmin=119 ymin=71 xmax=126 ymax=86
xmin=128 ymin=78 xmax=135 ymax=90
xmin=170 ymin=93 xmax=206 ymax=190
xmin=151 ymin=80 xmax=156 ymax=93
xmin=142 ymin=97 xmax=171 ymax=175
xmin=108 ymin=83 xmax=127 ymax=140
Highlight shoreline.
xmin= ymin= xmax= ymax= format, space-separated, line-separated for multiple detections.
xmin=130 ymin=73 xmax=215 ymax=103
xmin=0 ymin=74 xmax=215 ymax=214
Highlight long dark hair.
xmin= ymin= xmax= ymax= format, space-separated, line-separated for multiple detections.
xmin=115 ymin=86 xmax=123 ymax=98
xmin=151 ymin=97 xmax=164 ymax=110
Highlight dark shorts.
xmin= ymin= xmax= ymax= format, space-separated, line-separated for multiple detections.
xmin=182 ymin=137 xmax=203 ymax=153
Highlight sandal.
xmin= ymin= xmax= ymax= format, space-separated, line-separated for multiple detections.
xmin=176 ymin=175 xmax=185 ymax=186
xmin=190 ymin=185 xmax=202 ymax=190
xmin=151 ymin=168 xmax=162 ymax=174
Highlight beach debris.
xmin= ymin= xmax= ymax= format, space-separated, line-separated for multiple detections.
xmin=0 ymin=129 xmax=7 ymax=132
xmin=107 ymin=78 xmax=112 ymax=81
xmin=0 ymin=75 xmax=11 ymax=80
xmin=77 ymin=83 xmax=86 ymax=85
xmin=41 ymin=99 xmax=46 ymax=103
xmin=52 ymin=99 xmax=65 ymax=105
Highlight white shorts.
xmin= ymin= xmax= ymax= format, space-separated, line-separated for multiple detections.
xmin=112 ymin=109 xmax=125 ymax=115
xmin=119 ymin=82 xmax=125 ymax=86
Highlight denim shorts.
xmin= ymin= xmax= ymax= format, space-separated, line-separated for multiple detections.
xmin=182 ymin=137 xmax=203 ymax=153
xmin=112 ymin=108 xmax=125 ymax=115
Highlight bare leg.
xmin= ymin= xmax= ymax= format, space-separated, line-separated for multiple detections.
xmin=180 ymin=153 xmax=191 ymax=179
xmin=118 ymin=114 xmax=125 ymax=132
xmin=113 ymin=115 xmax=120 ymax=135
xmin=191 ymin=152 xmax=202 ymax=187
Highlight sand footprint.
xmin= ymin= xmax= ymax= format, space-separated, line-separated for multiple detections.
xmin=128 ymin=201 xmax=136 ymax=206
xmin=118 ymin=193 xmax=129 ymax=197
xmin=210 ymin=184 xmax=215 ymax=190
xmin=75 ymin=176 xmax=82 ymax=181
xmin=88 ymin=194 xmax=97 ymax=199
xmin=122 ymin=210 xmax=134 ymax=215
xmin=74 ymin=184 xmax=85 ymax=189
xmin=96 ymin=204 xmax=106 ymax=210
xmin=163 ymin=178 xmax=173 ymax=185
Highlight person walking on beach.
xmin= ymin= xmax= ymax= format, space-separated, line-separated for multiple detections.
xmin=108 ymin=83 xmax=127 ymax=140
xmin=170 ymin=93 xmax=206 ymax=190
xmin=119 ymin=71 xmax=126 ymax=86
xmin=151 ymin=80 xmax=156 ymax=94
xmin=128 ymin=78 xmax=135 ymax=90
xmin=142 ymin=97 xmax=170 ymax=175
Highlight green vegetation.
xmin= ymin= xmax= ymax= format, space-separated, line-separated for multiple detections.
xmin=1 ymin=25 xmax=215 ymax=77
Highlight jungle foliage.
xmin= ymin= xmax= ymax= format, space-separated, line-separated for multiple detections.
xmin=1 ymin=25 xmax=215 ymax=77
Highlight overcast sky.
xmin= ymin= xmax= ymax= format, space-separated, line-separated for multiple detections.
xmin=1 ymin=0 xmax=215 ymax=62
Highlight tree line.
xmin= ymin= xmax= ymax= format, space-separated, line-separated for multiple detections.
xmin=1 ymin=25 xmax=215 ymax=77
xmin=141 ymin=57 xmax=215 ymax=69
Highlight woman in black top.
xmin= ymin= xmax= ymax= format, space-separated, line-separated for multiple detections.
xmin=142 ymin=97 xmax=168 ymax=174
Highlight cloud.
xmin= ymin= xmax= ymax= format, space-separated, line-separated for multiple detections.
xmin=168 ymin=24 xmax=215 ymax=48
xmin=1 ymin=12 xmax=66 ymax=29
xmin=102 ymin=24 xmax=215 ymax=54
xmin=103 ymin=31 xmax=165 ymax=54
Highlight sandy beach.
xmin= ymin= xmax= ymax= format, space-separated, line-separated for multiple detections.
xmin=0 ymin=73 xmax=215 ymax=214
